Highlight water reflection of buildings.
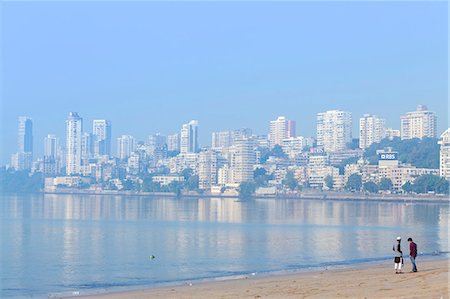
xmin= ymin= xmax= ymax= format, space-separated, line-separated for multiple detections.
xmin=6 ymin=194 xmax=448 ymax=282
xmin=2 ymin=193 xmax=449 ymax=297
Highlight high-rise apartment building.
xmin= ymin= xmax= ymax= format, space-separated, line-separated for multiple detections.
xmin=231 ymin=138 xmax=256 ymax=183
xmin=212 ymin=131 xmax=233 ymax=149
xmin=92 ymin=119 xmax=112 ymax=157
xmin=269 ymin=116 xmax=296 ymax=148
xmin=44 ymin=134 xmax=58 ymax=158
xmin=232 ymin=128 xmax=252 ymax=143
xmin=400 ymin=105 xmax=437 ymax=140
xmin=317 ymin=110 xmax=352 ymax=152
xmin=10 ymin=116 xmax=33 ymax=170
xmin=438 ymin=129 xmax=450 ymax=180
xmin=198 ymin=150 xmax=218 ymax=189
xmin=18 ymin=116 xmax=33 ymax=154
xmin=43 ymin=134 xmax=58 ymax=176
xmin=81 ymin=133 xmax=94 ymax=161
xmin=359 ymin=114 xmax=386 ymax=149
xmin=385 ymin=128 xmax=400 ymax=140
xmin=148 ymin=134 xmax=166 ymax=156
xmin=167 ymin=133 xmax=180 ymax=152
xmin=287 ymin=120 xmax=296 ymax=139
xmin=117 ymin=135 xmax=136 ymax=160
xmin=180 ymin=120 xmax=199 ymax=154
xmin=66 ymin=112 xmax=83 ymax=175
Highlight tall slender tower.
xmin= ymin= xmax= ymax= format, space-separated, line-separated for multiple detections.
xmin=92 ymin=119 xmax=112 ymax=157
xmin=180 ymin=120 xmax=199 ymax=154
xmin=269 ymin=116 xmax=296 ymax=148
xmin=359 ymin=114 xmax=386 ymax=149
xmin=11 ymin=116 xmax=33 ymax=170
xmin=117 ymin=135 xmax=136 ymax=160
xmin=18 ymin=116 xmax=33 ymax=154
xmin=66 ymin=112 xmax=83 ymax=175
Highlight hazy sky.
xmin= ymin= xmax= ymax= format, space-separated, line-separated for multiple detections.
xmin=1 ymin=1 xmax=447 ymax=163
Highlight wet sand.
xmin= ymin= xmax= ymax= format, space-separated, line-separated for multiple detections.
xmin=81 ymin=258 xmax=449 ymax=299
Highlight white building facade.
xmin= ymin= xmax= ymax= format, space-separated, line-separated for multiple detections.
xmin=317 ymin=110 xmax=352 ymax=152
xmin=439 ymin=129 xmax=450 ymax=180
xmin=66 ymin=112 xmax=83 ymax=175
xmin=400 ymin=105 xmax=437 ymax=140
xmin=359 ymin=114 xmax=385 ymax=149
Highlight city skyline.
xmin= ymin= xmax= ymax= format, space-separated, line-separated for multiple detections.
xmin=3 ymin=104 xmax=446 ymax=165
xmin=1 ymin=1 xmax=447 ymax=164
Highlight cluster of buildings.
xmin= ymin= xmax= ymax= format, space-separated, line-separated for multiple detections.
xmin=7 ymin=104 xmax=449 ymax=194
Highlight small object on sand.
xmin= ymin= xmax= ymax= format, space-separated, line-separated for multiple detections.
xmin=189 ymin=283 xmax=193 ymax=286
xmin=251 ymin=272 xmax=256 ymax=276
xmin=72 ymin=291 xmax=80 ymax=296
xmin=149 ymin=255 xmax=156 ymax=260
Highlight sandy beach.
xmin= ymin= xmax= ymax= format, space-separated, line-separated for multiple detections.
xmin=80 ymin=258 xmax=449 ymax=299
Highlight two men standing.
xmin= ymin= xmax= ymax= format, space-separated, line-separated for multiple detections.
xmin=393 ymin=237 xmax=418 ymax=273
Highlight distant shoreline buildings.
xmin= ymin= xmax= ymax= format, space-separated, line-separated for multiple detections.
xmin=6 ymin=104 xmax=448 ymax=195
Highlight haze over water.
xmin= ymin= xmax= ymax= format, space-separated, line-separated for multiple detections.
xmin=1 ymin=194 xmax=449 ymax=298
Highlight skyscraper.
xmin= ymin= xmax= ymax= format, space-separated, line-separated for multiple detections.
xmin=148 ymin=134 xmax=167 ymax=155
xmin=212 ymin=131 xmax=233 ymax=149
xmin=43 ymin=134 xmax=58 ymax=176
xmin=18 ymin=116 xmax=33 ymax=154
xmin=231 ymin=137 xmax=256 ymax=183
xmin=317 ymin=110 xmax=352 ymax=152
xmin=438 ymin=129 xmax=450 ymax=180
xmin=66 ymin=112 xmax=83 ymax=175
xmin=10 ymin=116 xmax=33 ymax=170
xmin=81 ymin=133 xmax=94 ymax=161
xmin=180 ymin=120 xmax=199 ymax=154
xmin=117 ymin=135 xmax=136 ymax=160
xmin=44 ymin=134 xmax=58 ymax=158
xmin=400 ymin=105 xmax=437 ymax=140
xmin=198 ymin=150 xmax=218 ymax=189
xmin=92 ymin=119 xmax=112 ymax=157
xmin=359 ymin=114 xmax=386 ymax=149
xmin=167 ymin=133 xmax=180 ymax=152
xmin=269 ymin=116 xmax=296 ymax=148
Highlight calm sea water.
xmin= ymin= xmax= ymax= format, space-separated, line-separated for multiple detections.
xmin=1 ymin=194 xmax=449 ymax=298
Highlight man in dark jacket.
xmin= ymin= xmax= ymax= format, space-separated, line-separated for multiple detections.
xmin=408 ymin=237 xmax=418 ymax=272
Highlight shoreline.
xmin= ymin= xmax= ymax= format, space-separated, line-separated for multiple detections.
xmin=13 ymin=189 xmax=450 ymax=204
xmin=76 ymin=256 xmax=450 ymax=299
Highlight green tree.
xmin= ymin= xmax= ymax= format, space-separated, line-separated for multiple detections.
xmin=402 ymin=181 xmax=413 ymax=194
xmin=412 ymin=174 xmax=441 ymax=194
xmin=141 ymin=177 xmax=162 ymax=192
xmin=363 ymin=181 xmax=379 ymax=193
xmin=121 ymin=179 xmax=137 ymax=191
xmin=168 ymin=181 xmax=183 ymax=197
xmin=363 ymin=137 xmax=439 ymax=168
xmin=345 ymin=173 xmax=362 ymax=191
xmin=254 ymin=167 xmax=269 ymax=187
xmin=181 ymin=168 xmax=193 ymax=180
xmin=186 ymin=175 xmax=199 ymax=190
xmin=379 ymin=178 xmax=393 ymax=191
xmin=271 ymin=145 xmax=287 ymax=158
xmin=282 ymin=171 xmax=298 ymax=190
xmin=238 ymin=182 xmax=256 ymax=199
xmin=324 ymin=175 xmax=334 ymax=190
xmin=0 ymin=169 xmax=43 ymax=193
xmin=436 ymin=178 xmax=449 ymax=194
xmin=411 ymin=174 xmax=450 ymax=194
